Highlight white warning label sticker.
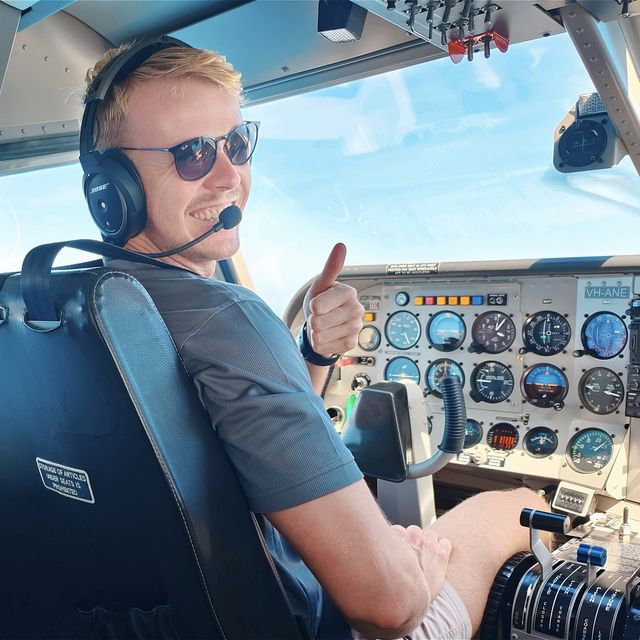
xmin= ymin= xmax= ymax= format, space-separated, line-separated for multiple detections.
xmin=36 ymin=457 xmax=95 ymax=504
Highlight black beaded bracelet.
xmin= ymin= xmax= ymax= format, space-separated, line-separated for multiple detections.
xmin=298 ymin=321 xmax=340 ymax=366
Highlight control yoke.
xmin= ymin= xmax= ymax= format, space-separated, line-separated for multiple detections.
xmin=341 ymin=376 xmax=466 ymax=481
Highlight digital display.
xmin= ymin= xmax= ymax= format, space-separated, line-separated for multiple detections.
xmin=487 ymin=423 xmax=519 ymax=451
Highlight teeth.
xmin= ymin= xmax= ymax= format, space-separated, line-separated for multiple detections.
xmin=189 ymin=204 xmax=233 ymax=222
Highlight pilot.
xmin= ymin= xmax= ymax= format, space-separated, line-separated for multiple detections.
xmin=82 ymin=39 xmax=549 ymax=640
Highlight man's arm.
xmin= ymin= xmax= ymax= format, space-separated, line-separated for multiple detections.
xmin=267 ymin=480 xmax=450 ymax=639
xmin=302 ymin=243 xmax=363 ymax=395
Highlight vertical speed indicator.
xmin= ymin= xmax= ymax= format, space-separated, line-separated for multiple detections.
xmin=578 ymin=367 xmax=624 ymax=415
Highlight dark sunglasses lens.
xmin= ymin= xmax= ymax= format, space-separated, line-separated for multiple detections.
xmin=226 ymin=123 xmax=258 ymax=165
xmin=174 ymin=138 xmax=216 ymax=180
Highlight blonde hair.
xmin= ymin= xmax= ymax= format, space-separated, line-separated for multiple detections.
xmin=84 ymin=41 xmax=243 ymax=152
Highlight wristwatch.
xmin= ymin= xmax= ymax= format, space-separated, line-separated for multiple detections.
xmin=298 ymin=321 xmax=340 ymax=366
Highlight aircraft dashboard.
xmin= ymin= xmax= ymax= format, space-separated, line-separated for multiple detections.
xmin=288 ymin=255 xmax=640 ymax=511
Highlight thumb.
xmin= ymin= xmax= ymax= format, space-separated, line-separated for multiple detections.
xmin=308 ymin=243 xmax=346 ymax=297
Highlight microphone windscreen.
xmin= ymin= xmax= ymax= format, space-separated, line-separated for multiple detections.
xmin=220 ymin=205 xmax=242 ymax=229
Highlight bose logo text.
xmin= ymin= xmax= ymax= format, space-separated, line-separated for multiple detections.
xmin=90 ymin=183 xmax=110 ymax=194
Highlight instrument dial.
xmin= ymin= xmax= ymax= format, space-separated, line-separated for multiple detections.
xmin=470 ymin=361 xmax=515 ymax=404
xmin=578 ymin=367 xmax=624 ymax=415
xmin=524 ymin=426 xmax=558 ymax=458
xmin=357 ymin=326 xmax=381 ymax=351
xmin=426 ymin=311 xmax=466 ymax=352
xmin=567 ymin=428 xmax=614 ymax=473
xmin=581 ymin=312 xmax=627 ymax=359
xmin=521 ymin=364 xmax=569 ymax=409
xmin=384 ymin=357 xmax=420 ymax=384
xmin=471 ymin=311 xmax=516 ymax=354
xmin=523 ymin=311 xmax=571 ymax=356
xmin=464 ymin=419 xmax=483 ymax=448
xmin=425 ymin=359 xmax=465 ymax=398
xmin=385 ymin=311 xmax=421 ymax=350
xmin=395 ymin=291 xmax=410 ymax=307
xmin=487 ymin=423 xmax=519 ymax=451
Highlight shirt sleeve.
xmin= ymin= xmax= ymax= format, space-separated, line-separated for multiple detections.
xmin=180 ymin=296 xmax=363 ymax=513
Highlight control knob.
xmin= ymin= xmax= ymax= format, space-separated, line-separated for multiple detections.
xmin=351 ymin=373 xmax=371 ymax=391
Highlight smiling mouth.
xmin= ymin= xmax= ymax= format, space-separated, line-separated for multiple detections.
xmin=188 ymin=202 xmax=236 ymax=222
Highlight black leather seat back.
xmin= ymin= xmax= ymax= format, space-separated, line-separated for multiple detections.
xmin=0 ymin=267 xmax=304 ymax=639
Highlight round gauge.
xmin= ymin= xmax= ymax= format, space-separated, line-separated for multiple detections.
xmin=487 ymin=423 xmax=519 ymax=451
xmin=470 ymin=361 xmax=515 ymax=404
xmin=384 ymin=357 xmax=420 ymax=384
xmin=385 ymin=311 xmax=421 ymax=350
xmin=521 ymin=364 xmax=569 ymax=409
xmin=558 ymin=119 xmax=608 ymax=167
xmin=567 ymin=428 xmax=614 ymax=473
xmin=464 ymin=419 xmax=483 ymax=448
xmin=581 ymin=312 xmax=627 ymax=359
xmin=471 ymin=311 xmax=516 ymax=354
xmin=358 ymin=326 xmax=381 ymax=351
xmin=426 ymin=311 xmax=466 ymax=352
xmin=524 ymin=426 xmax=558 ymax=458
xmin=425 ymin=359 xmax=465 ymax=398
xmin=578 ymin=367 xmax=624 ymax=415
xmin=522 ymin=311 xmax=571 ymax=356
xmin=395 ymin=291 xmax=410 ymax=307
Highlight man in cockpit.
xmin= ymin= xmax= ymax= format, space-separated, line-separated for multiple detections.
xmin=82 ymin=40 xmax=549 ymax=640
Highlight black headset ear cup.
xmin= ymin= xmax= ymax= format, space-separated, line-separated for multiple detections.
xmin=83 ymin=150 xmax=146 ymax=246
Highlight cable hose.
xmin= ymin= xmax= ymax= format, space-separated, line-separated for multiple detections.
xmin=438 ymin=375 xmax=466 ymax=453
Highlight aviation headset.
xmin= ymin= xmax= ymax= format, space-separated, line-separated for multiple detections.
xmin=79 ymin=35 xmax=192 ymax=246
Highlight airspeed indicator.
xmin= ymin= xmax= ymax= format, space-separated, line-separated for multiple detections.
xmin=385 ymin=311 xmax=421 ymax=350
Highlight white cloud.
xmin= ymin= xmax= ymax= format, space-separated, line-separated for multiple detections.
xmin=528 ymin=46 xmax=548 ymax=69
xmin=474 ymin=59 xmax=501 ymax=89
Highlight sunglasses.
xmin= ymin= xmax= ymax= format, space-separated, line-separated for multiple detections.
xmin=120 ymin=121 xmax=259 ymax=181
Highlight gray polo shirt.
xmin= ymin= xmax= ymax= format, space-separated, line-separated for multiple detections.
xmin=106 ymin=259 xmax=362 ymax=637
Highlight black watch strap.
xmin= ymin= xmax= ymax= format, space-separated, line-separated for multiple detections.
xmin=298 ymin=322 xmax=340 ymax=366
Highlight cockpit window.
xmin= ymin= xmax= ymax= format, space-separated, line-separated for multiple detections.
xmin=0 ymin=164 xmax=99 ymax=271
xmin=1 ymin=32 xmax=639 ymax=315
xmin=241 ymin=32 xmax=640 ymax=316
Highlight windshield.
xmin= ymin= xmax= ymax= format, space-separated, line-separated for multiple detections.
xmin=241 ymin=32 xmax=640 ymax=315
xmin=2 ymin=32 xmax=639 ymax=316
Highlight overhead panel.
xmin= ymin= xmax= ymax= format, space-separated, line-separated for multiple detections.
xmin=352 ymin=0 xmax=565 ymax=52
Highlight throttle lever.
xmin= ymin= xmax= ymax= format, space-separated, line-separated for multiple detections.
xmin=520 ymin=508 xmax=570 ymax=581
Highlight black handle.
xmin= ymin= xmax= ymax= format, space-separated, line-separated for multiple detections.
xmin=20 ymin=239 xmax=175 ymax=321
xmin=439 ymin=375 xmax=466 ymax=454
xmin=520 ymin=508 xmax=570 ymax=534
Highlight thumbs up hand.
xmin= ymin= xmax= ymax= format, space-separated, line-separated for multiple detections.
xmin=302 ymin=243 xmax=364 ymax=359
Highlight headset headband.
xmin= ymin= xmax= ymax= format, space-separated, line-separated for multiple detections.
xmin=80 ymin=35 xmax=190 ymax=157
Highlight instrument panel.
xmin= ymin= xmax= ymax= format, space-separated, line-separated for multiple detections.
xmin=315 ymin=266 xmax=639 ymax=499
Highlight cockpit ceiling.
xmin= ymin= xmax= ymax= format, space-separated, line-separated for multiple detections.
xmin=19 ymin=1 xmax=568 ymax=102
xmin=0 ymin=0 xmax=636 ymax=172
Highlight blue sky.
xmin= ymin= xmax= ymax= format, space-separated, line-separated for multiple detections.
xmin=2 ymin=32 xmax=640 ymax=316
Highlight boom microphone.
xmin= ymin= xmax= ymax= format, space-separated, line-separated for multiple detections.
xmin=144 ymin=205 xmax=242 ymax=258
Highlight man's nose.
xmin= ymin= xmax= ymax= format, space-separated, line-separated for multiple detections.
xmin=202 ymin=147 xmax=243 ymax=191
